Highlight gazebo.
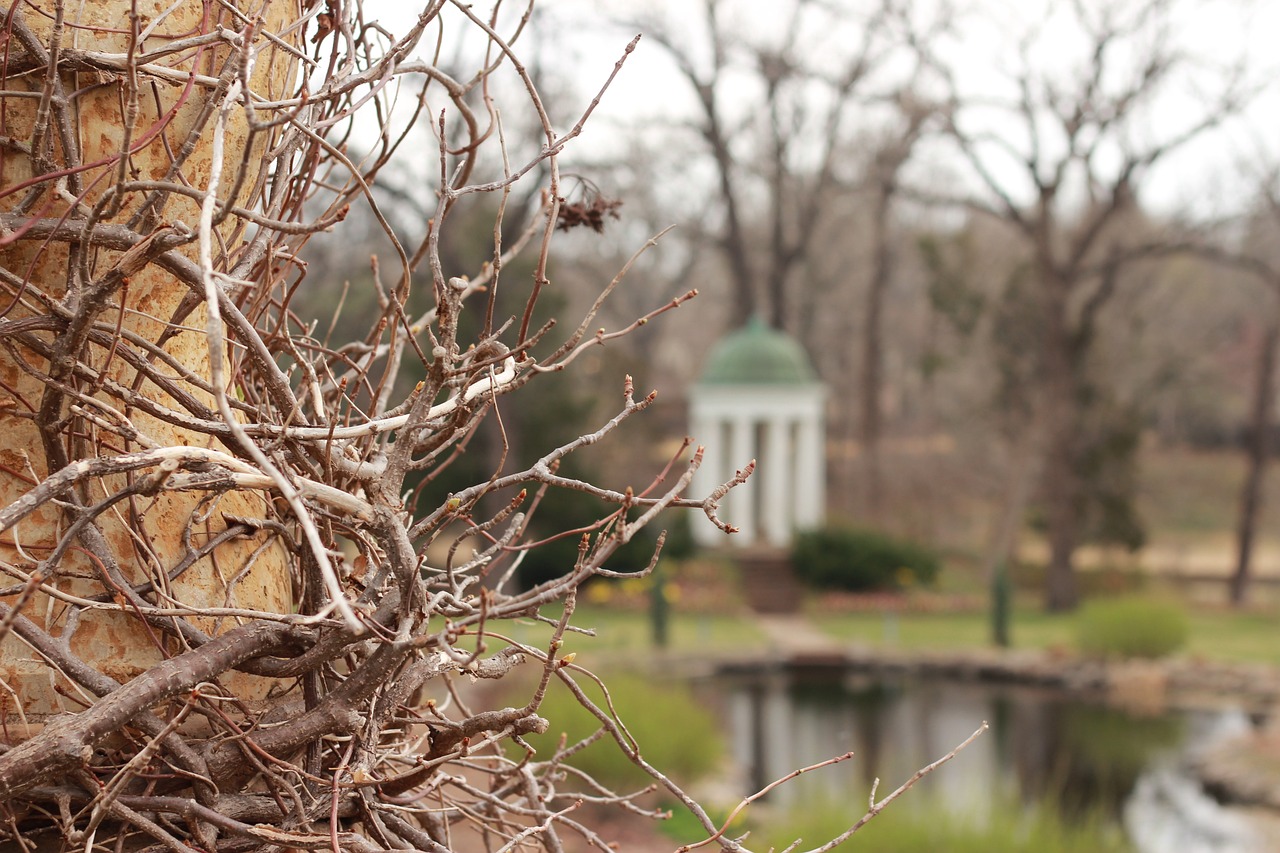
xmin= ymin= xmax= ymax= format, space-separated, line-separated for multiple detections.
xmin=688 ymin=317 xmax=826 ymax=548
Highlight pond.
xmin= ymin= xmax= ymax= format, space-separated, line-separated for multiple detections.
xmin=701 ymin=666 xmax=1262 ymax=853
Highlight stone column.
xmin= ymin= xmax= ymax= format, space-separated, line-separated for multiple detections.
xmin=762 ymin=415 xmax=792 ymax=546
xmin=795 ymin=407 xmax=824 ymax=531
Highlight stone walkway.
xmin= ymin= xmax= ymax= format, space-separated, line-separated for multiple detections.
xmin=754 ymin=613 xmax=845 ymax=658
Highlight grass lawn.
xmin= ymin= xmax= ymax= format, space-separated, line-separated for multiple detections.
xmin=809 ymin=605 xmax=1074 ymax=653
xmin=491 ymin=584 xmax=1280 ymax=669
xmin=493 ymin=596 xmax=1280 ymax=669
xmin=498 ymin=603 xmax=771 ymax=662
xmin=1182 ymin=608 xmax=1280 ymax=665
xmin=809 ymin=601 xmax=1280 ymax=666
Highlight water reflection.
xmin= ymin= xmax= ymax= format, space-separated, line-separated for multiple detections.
xmin=708 ymin=667 xmax=1261 ymax=852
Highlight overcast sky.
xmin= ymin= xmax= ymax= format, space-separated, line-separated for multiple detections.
xmin=371 ymin=0 xmax=1280 ymax=220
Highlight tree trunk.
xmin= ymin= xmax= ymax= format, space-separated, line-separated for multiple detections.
xmin=859 ymin=184 xmax=893 ymax=519
xmin=1040 ymin=275 xmax=1081 ymax=612
xmin=986 ymin=415 xmax=1042 ymax=602
xmin=702 ymin=108 xmax=756 ymax=327
xmin=1230 ymin=309 xmax=1279 ymax=606
xmin=0 ymin=1 xmax=298 ymax=732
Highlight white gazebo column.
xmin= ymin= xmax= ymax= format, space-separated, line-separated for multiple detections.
xmin=762 ymin=415 xmax=792 ymax=546
xmin=728 ymin=414 xmax=756 ymax=543
xmin=794 ymin=405 xmax=824 ymax=531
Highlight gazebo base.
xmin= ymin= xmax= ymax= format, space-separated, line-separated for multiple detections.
xmin=736 ymin=550 xmax=803 ymax=614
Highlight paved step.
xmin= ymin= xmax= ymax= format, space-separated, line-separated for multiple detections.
xmin=737 ymin=552 xmax=803 ymax=614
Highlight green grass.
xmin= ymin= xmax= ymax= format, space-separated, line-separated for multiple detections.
xmin=657 ymin=802 xmax=746 ymax=845
xmin=501 ymin=603 xmax=770 ymax=661
xmin=1182 ymin=609 xmax=1280 ymax=664
xmin=810 ymin=604 xmax=1075 ymax=652
xmin=753 ymin=795 xmax=1132 ymax=853
xmin=809 ymin=600 xmax=1280 ymax=665
xmin=508 ymin=596 xmax=1280 ymax=668
xmin=502 ymin=671 xmax=724 ymax=790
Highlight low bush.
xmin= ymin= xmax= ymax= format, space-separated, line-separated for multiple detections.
xmin=510 ymin=671 xmax=723 ymax=790
xmin=791 ymin=526 xmax=940 ymax=592
xmin=1075 ymin=596 xmax=1190 ymax=659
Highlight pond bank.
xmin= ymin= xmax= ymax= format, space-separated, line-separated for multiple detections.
xmin=677 ymin=618 xmax=1280 ymax=834
xmin=689 ymin=614 xmax=1280 ymax=717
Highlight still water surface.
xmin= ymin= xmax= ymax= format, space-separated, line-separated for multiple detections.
xmin=699 ymin=667 xmax=1261 ymax=852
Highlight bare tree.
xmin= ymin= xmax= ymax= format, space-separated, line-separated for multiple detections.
xmin=858 ymin=95 xmax=933 ymax=517
xmin=1203 ymin=169 xmax=1280 ymax=606
xmin=1232 ymin=297 xmax=1278 ymax=606
xmin=631 ymin=0 xmax=931 ymax=333
xmin=929 ymin=0 xmax=1253 ymax=610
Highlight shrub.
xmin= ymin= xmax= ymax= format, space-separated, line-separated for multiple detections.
xmin=791 ymin=527 xmax=940 ymax=592
xmin=1075 ymin=596 xmax=1189 ymax=659
xmin=511 ymin=672 xmax=723 ymax=790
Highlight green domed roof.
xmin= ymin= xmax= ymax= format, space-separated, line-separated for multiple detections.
xmin=699 ymin=317 xmax=818 ymax=385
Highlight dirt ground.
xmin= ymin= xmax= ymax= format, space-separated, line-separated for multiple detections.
xmin=559 ymin=804 xmax=681 ymax=853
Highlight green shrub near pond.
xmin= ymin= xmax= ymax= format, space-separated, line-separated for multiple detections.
xmin=792 ymin=526 xmax=940 ymax=592
xmin=508 ymin=671 xmax=723 ymax=791
xmin=1075 ymin=596 xmax=1190 ymax=659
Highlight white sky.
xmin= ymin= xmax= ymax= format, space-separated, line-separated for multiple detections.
xmin=369 ymin=0 xmax=1280 ymax=221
